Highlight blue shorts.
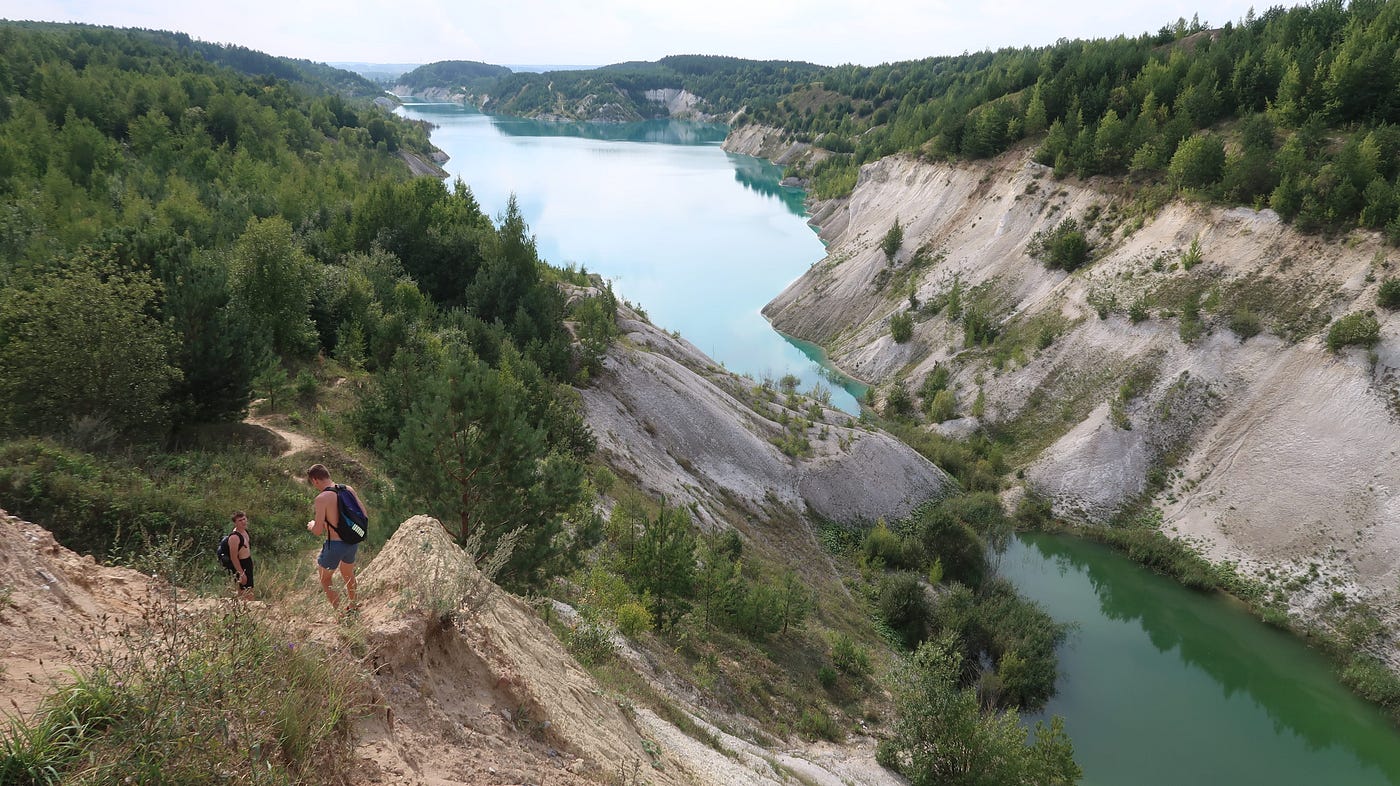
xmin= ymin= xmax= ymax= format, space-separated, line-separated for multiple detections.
xmin=317 ymin=539 xmax=359 ymax=570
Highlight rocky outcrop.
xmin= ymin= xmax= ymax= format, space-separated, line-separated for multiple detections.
xmin=723 ymin=124 xmax=825 ymax=169
xmin=763 ymin=145 xmax=1400 ymax=627
xmin=643 ymin=88 xmax=718 ymax=121
xmin=355 ymin=515 xmax=911 ymax=785
xmin=580 ymin=301 xmax=954 ymax=536
xmin=397 ymin=149 xmax=449 ymax=178
xmin=391 ymin=85 xmax=468 ymax=103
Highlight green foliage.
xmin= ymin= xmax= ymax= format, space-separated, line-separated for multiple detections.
xmin=883 ymin=637 xmax=1080 ymax=786
xmin=884 ymin=384 xmax=916 ymax=418
xmin=1229 ymin=307 xmax=1263 ymax=341
xmin=909 ymin=492 xmax=1011 ymax=588
xmin=621 ymin=502 xmax=697 ymax=629
xmin=890 ymin=311 xmax=914 ymax=343
xmin=1128 ymin=297 xmax=1151 ymax=323
xmin=1180 ymin=238 xmax=1203 ymax=271
xmin=571 ymin=281 xmax=620 ymax=380
xmin=927 ymin=390 xmax=959 ymax=424
xmin=797 ymin=706 xmax=845 ymax=742
xmin=882 ymin=218 xmax=904 ymax=263
xmin=862 ymin=519 xmax=914 ymax=570
xmin=487 ymin=55 xmax=826 ymax=121
xmin=733 ymin=3 xmax=1400 ymax=239
xmin=1169 ymin=134 xmax=1226 ymax=190
xmin=0 ymin=262 xmax=179 ymax=439
xmin=1029 ymin=219 xmax=1090 ymax=272
xmin=230 ymin=216 xmax=318 ymax=359
xmin=252 ymin=363 xmax=294 ymax=414
xmin=829 ymin=632 xmax=872 ymax=676
xmin=397 ymin=60 xmax=512 ymax=92
xmin=944 ymin=579 xmax=1066 ymax=710
xmin=564 ymin=620 xmax=617 ymax=665
xmin=877 ymin=572 xmax=931 ymax=650
xmin=883 ymin=419 xmax=1004 ymax=492
xmin=1340 ymin=656 xmax=1400 ymax=712
xmin=0 ymin=438 xmax=330 ymax=576
xmin=1326 ymin=311 xmax=1381 ymax=352
xmin=386 ymin=345 xmax=594 ymax=590
xmin=1377 ymin=278 xmax=1400 ymax=310
xmin=1080 ymin=521 xmax=1223 ymax=590
xmin=811 ymin=157 xmax=859 ymax=199
xmin=1178 ymin=290 xmax=1204 ymax=343
xmin=0 ymin=601 xmax=356 ymax=784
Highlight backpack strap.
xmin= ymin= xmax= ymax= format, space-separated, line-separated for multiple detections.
xmin=324 ymin=485 xmax=342 ymax=540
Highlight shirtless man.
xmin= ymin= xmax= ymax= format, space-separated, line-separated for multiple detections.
xmin=305 ymin=463 xmax=365 ymax=613
xmin=229 ymin=511 xmax=253 ymax=600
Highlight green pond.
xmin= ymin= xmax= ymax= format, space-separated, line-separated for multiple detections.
xmin=1001 ymin=533 xmax=1400 ymax=785
xmin=399 ymin=104 xmax=1400 ymax=784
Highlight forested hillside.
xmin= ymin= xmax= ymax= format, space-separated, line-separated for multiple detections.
xmin=479 ymin=55 xmax=826 ymax=120
xmin=395 ymin=59 xmax=511 ymax=93
xmin=752 ymin=0 xmax=1400 ymax=239
xmin=0 ymin=22 xmax=609 ymax=589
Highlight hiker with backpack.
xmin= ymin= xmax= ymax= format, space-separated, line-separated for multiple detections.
xmin=305 ymin=463 xmax=368 ymax=615
xmin=219 ymin=511 xmax=253 ymax=600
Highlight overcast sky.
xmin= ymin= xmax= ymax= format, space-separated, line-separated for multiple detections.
xmin=9 ymin=1 xmax=1295 ymax=68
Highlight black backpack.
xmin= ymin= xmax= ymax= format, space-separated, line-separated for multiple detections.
xmin=329 ymin=484 xmax=368 ymax=544
xmin=216 ymin=531 xmax=242 ymax=572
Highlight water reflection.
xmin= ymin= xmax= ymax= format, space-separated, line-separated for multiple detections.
xmin=779 ymin=332 xmax=869 ymax=403
xmin=489 ymin=116 xmax=729 ymax=146
xmin=729 ymin=154 xmax=808 ymax=217
xmin=1015 ymin=533 xmax=1400 ymax=784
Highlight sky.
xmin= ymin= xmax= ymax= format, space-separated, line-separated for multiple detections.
xmin=8 ymin=0 xmax=1298 ymax=68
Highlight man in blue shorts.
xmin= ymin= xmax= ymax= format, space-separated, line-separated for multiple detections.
xmin=305 ymin=463 xmax=366 ymax=614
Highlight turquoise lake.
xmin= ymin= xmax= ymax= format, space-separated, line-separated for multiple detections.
xmin=399 ymin=103 xmax=1400 ymax=785
xmin=396 ymin=101 xmax=865 ymax=412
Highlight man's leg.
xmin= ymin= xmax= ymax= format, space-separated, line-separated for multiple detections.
xmin=318 ymin=564 xmax=340 ymax=609
xmin=338 ymin=562 xmax=357 ymax=609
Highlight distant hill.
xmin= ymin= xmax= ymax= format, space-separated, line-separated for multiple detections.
xmin=0 ymin=21 xmax=382 ymax=97
xmin=396 ymin=60 xmax=512 ymax=92
xmin=328 ymin=61 xmax=422 ymax=84
xmin=483 ymin=55 xmax=827 ymax=122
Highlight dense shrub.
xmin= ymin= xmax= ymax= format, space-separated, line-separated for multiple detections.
xmin=1378 ymin=278 xmax=1400 ymax=310
xmin=1030 ymin=219 xmax=1091 ymax=272
xmin=1229 ymin=307 xmax=1263 ymax=341
xmin=891 ymin=311 xmax=914 ymax=343
xmin=1326 ymin=311 xmax=1381 ymax=352
xmin=878 ymin=572 xmax=931 ymax=650
xmin=882 ymin=638 xmax=1080 ymax=786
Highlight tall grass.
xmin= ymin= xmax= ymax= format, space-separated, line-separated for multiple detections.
xmin=1 ymin=592 xmax=360 ymax=784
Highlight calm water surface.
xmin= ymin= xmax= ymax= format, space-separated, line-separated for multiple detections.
xmin=401 ymin=102 xmax=1400 ymax=785
xmin=1002 ymin=533 xmax=1400 ymax=786
xmin=397 ymin=101 xmax=864 ymax=411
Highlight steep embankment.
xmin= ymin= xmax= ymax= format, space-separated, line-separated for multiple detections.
xmin=0 ymin=509 xmax=159 ymax=718
xmin=747 ymin=140 xmax=1400 ymax=633
xmin=579 ymin=298 xmax=954 ymax=539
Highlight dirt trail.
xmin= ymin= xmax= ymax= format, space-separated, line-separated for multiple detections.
xmin=243 ymin=401 xmax=318 ymax=458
